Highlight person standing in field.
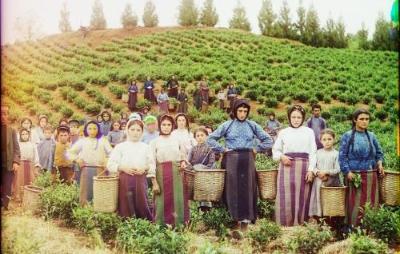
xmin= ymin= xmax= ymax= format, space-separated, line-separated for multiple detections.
xmin=265 ymin=112 xmax=282 ymax=142
xmin=19 ymin=117 xmax=40 ymax=146
xmin=144 ymin=76 xmax=157 ymax=104
xmin=166 ymin=75 xmax=179 ymax=99
xmin=339 ymin=109 xmax=384 ymax=227
xmin=68 ymin=119 xmax=82 ymax=184
xmin=53 ymin=125 xmax=74 ymax=184
xmin=199 ymin=77 xmax=209 ymax=112
xmin=272 ymin=104 xmax=316 ymax=227
xmin=141 ymin=115 xmax=159 ymax=145
xmin=99 ymin=111 xmax=112 ymax=137
xmin=306 ymin=104 xmax=328 ymax=149
xmin=107 ymin=121 xmax=124 ymax=148
xmin=193 ymin=83 xmax=203 ymax=111
xmin=1 ymin=105 xmax=20 ymax=210
xmin=171 ymin=113 xmax=196 ymax=156
xmin=32 ymin=115 xmax=49 ymax=145
xmin=128 ymin=80 xmax=139 ymax=112
xmin=157 ymin=88 xmax=169 ymax=115
xmin=227 ymin=83 xmax=238 ymax=113
xmin=217 ymin=88 xmax=227 ymax=111
xmin=177 ymin=88 xmax=188 ymax=114
xmin=37 ymin=125 xmax=56 ymax=172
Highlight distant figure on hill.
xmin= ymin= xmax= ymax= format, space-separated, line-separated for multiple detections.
xmin=128 ymin=81 xmax=138 ymax=112
xmin=227 ymin=83 xmax=238 ymax=113
xmin=306 ymin=104 xmax=328 ymax=150
xmin=199 ymin=77 xmax=210 ymax=112
xmin=166 ymin=75 xmax=179 ymax=99
xmin=177 ymin=88 xmax=188 ymax=114
xmin=144 ymin=76 xmax=157 ymax=104
xmin=217 ymin=88 xmax=227 ymax=110
xmin=79 ymin=26 xmax=89 ymax=38
xmin=193 ymin=83 xmax=202 ymax=111
xmin=157 ymin=88 xmax=169 ymax=115
xmin=265 ymin=112 xmax=282 ymax=142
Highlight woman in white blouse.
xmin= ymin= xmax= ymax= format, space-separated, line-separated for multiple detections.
xmin=171 ymin=113 xmax=196 ymax=156
xmin=107 ymin=119 xmax=153 ymax=220
xmin=272 ymin=105 xmax=316 ymax=226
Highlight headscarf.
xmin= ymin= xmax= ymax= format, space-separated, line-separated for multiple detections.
xmin=125 ymin=118 xmax=144 ymax=141
xmin=174 ymin=113 xmax=190 ymax=129
xmin=83 ymin=120 xmax=102 ymax=139
xmin=129 ymin=112 xmax=142 ymax=121
xmin=100 ymin=111 xmax=111 ymax=122
xmin=143 ymin=115 xmax=157 ymax=125
xmin=287 ymin=104 xmax=306 ymax=128
xmin=230 ymin=99 xmax=251 ymax=121
xmin=158 ymin=114 xmax=175 ymax=135
xmin=20 ymin=117 xmax=33 ymax=128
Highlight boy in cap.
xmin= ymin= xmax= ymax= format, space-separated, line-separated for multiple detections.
xmin=53 ymin=125 xmax=74 ymax=184
xmin=141 ymin=115 xmax=159 ymax=144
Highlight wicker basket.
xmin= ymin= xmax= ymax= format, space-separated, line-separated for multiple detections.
xmin=321 ymin=186 xmax=347 ymax=217
xmin=381 ymin=171 xmax=400 ymax=206
xmin=184 ymin=169 xmax=195 ymax=200
xmin=93 ymin=176 xmax=119 ymax=212
xmin=23 ymin=185 xmax=43 ymax=212
xmin=193 ymin=169 xmax=225 ymax=202
xmin=257 ymin=170 xmax=278 ymax=200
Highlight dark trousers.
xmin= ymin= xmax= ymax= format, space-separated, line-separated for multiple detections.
xmin=1 ymin=170 xmax=15 ymax=208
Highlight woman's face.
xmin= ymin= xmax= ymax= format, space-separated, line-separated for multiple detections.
xmin=21 ymin=120 xmax=31 ymax=130
xmin=354 ymin=113 xmax=370 ymax=131
xmin=39 ymin=118 xmax=47 ymax=128
xmin=290 ymin=110 xmax=303 ymax=128
xmin=236 ymin=106 xmax=248 ymax=121
xmin=102 ymin=114 xmax=110 ymax=122
xmin=20 ymin=130 xmax=30 ymax=142
xmin=160 ymin=120 xmax=173 ymax=135
xmin=127 ymin=123 xmax=143 ymax=142
xmin=87 ymin=123 xmax=98 ymax=138
xmin=176 ymin=116 xmax=187 ymax=129
xmin=112 ymin=122 xmax=121 ymax=130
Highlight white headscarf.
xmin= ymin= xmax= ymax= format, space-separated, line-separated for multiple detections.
xmin=125 ymin=118 xmax=144 ymax=142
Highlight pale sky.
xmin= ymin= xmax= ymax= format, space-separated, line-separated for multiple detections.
xmin=0 ymin=0 xmax=394 ymax=45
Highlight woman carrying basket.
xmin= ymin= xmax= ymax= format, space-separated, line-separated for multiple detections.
xmin=339 ymin=109 xmax=384 ymax=227
xmin=107 ymin=119 xmax=153 ymax=220
xmin=207 ymin=99 xmax=273 ymax=230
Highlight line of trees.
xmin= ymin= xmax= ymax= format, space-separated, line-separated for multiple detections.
xmin=58 ymin=0 xmax=397 ymax=51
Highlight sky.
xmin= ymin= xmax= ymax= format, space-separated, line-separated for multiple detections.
xmin=0 ymin=0 xmax=394 ymax=45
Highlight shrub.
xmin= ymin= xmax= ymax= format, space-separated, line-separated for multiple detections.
xmin=202 ymin=206 xmax=233 ymax=237
xmin=33 ymin=171 xmax=54 ymax=188
xmin=108 ymin=84 xmax=125 ymax=99
xmin=321 ymin=111 xmax=331 ymax=120
xmin=136 ymin=99 xmax=152 ymax=109
xmin=362 ymin=204 xmax=400 ymax=244
xmin=350 ymin=233 xmax=388 ymax=254
xmin=264 ymin=98 xmax=278 ymax=108
xmin=249 ymin=219 xmax=281 ymax=251
xmin=374 ymin=110 xmax=388 ymax=121
xmin=374 ymin=93 xmax=385 ymax=104
xmin=257 ymin=200 xmax=275 ymax=220
xmin=198 ymin=110 xmax=228 ymax=130
xmin=111 ymin=104 xmax=123 ymax=113
xmin=245 ymin=90 xmax=258 ymax=100
xmin=285 ymin=222 xmax=333 ymax=254
xmin=73 ymin=96 xmax=86 ymax=109
xmin=84 ymin=103 xmax=101 ymax=115
xmin=60 ymin=105 xmax=74 ymax=118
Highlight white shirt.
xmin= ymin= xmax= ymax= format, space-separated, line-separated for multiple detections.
xmin=170 ymin=128 xmax=197 ymax=155
xmin=272 ymin=126 xmax=317 ymax=171
xmin=107 ymin=141 xmax=154 ymax=177
xmin=149 ymin=135 xmax=186 ymax=174
xmin=67 ymin=137 xmax=112 ymax=167
xmin=19 ymin=141 xmax=41 ymax=167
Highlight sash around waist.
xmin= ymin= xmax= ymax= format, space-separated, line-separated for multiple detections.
xmin=284 ymin=152 xmax=309 ymax=159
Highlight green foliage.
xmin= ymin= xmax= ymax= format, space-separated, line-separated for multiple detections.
xmin=265 ymin=97 xmax=278 ymax=108
xmin=108 ymin=84 xmax=125 ymax=99
xmin=258 ymin=0 xmax=276 ymax=36
xmin=136 ymin=98 xmax=152 ymax=109
xmin=121 ymin=3 xmax=138 ymax=29
xmin=33 ymin=171 xmax=54 ymax=188
xmin=257 ymin=200 xmax=275 ymax=219
xmin=198 ymin=109 xmax=227 ymax=129
xmin=84 ymin=103 xmax=101 ymax=115
xmin=229 ymin=3 xmax=251 ymax=31
xmin=199 ymin=0 xmax=218 ymax=27
xmin=362 ymin=204 xmax=400 ymax=244
xmin=255 ymin=154 xmax=279 ymax=170
xmin=285 ymin=222 xmax=333 ymax=254
xmin=249 ymin=219 xmax=281 ymax=251
xmin=178 ymin=0 xmax=198 ymax=26
xmin=201 ymin=206 xmax=233 ymax=237
xmin=143 ymin=0 xmax=158 ymax=27
xmin=350 ymin=232 xmax=388 ymax=254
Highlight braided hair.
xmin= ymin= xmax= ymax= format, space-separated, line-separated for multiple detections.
xmin=346 ymin=109 xmax=373 ymax=159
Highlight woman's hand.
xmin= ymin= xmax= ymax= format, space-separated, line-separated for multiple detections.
xmin=377 ymin=161 xmax=385 ymax=177
xmin=317 ymin=171 xmax=328 ymax=180
xmin=305 ymin=171 xmax=314 ymax=183
xmin=347 ymin=171 xmax=354 ymax=181
xmin=151 ymin=178 xmax=160 ymax=195
xmin=180 ymin=161 xmax=187 ymax=171
xmin=280 ymin=155 xmax=292 ymax=166
xmin=135 ymin=168 xmax=146 ymax=175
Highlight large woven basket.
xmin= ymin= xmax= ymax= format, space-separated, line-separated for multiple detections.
xmin=381 ymin=171 xmax=400 ymax=206
xmin=23 ymin=185 xmax=43 ymax=213
xmin=257 ymin=170 xmax=278 ymax=200
xmin=183 ymin=169 xmax=195 ymax=200
xmin=93 ymin=176 xmax=119 ymax=212
xmin=193 ymin=169 xmax=225 ymax=202
xmin=321 ymin=186 xmax=347 ymax=217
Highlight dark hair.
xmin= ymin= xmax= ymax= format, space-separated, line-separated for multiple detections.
xmin=19 ymin=128 xmax=30 ymax=142
xmin=346 ymin=109 xmax=373 ymax=159
xmin=127 ymin=119 xmax=144 ymax=131
xmin=110 ymin=121 xmax=121 ymax=131
xmin=43 ymin=125 xmax=53 ymax=132
xmin=230 ymin=99 xmax=251 ymax=120
xmin=269 ymin=112 xmax=276 ymax=117
xmin=83 ymin=120 xmax=102 ymax=139
xmin=175 ymin=113 xmax=190 ymax=130
xmin=320 ymin=128 xmax=336 ymax=139
xmin=59 ymin=118 xmax=69 ymax=126
xmin=311 ymin=104 xmax=322 ymax=111
xmin=287 ymin=104 xmax=306 ymax=127
xmin=20 ymin=117 xmax=33 ymax=128
xmin=204 ymin=125 xmax=213 ymax=132
xmin=194 ymin=127 xmax=209 ymax=137
xmin=101 ymin=111 xmax=111 ymax=119
xmin=68 ymin=119 xmax=80 ymax=127
xmin=158 ymin=114 xmax=175 ymax=135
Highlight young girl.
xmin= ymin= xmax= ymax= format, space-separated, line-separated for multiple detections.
xmin=149 ymin=114 xmax=189 ymax=227
xmin=13 ymin=128 xmax=40 ymax=202
xmin=37 ymin=125 xmax=56 ymax=172
xmin=32 ymin=115 xmax=49 ymax=144
xmin=107 ymin=119 xmax=153 ymax=220
xmin=171 ymin=113 xmax=196 ymax=156
xmin=99 ymin=111 xmax=112 ymax=136
xmin=108 ymin=121 xmax=124 ymax=147
xmin=19 ymin=117 xmax=39 ymax=145
xmin=309 ymin=129 xmax=341 ymax=219
xmin=67 ymin=121 xmax=112 ymax=206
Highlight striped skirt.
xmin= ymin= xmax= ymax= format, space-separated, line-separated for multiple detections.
xmin=13 ymin=160 xmax=36 ymax=201
xmin=79 ymin=166 xmax=103 ymax=206
xmin=158 ymin=101 xmax=169 ymax=114
xmin=222 ymin=149 xmax=257 ymax=221
xmin=118 ymin=172 xmax=152 ymax=220
xmin=275 ymin=153 xmax=311 ymax=226
xmin=154 ymin=161 xmax=189 ymax=227
xmin=345 ymin=170 xmax=379 ymax=226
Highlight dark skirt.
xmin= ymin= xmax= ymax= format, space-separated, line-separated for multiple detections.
xmin=118 ymin=172 xmax=152 ymax=220
xmin=345 ymin=170 xmax=379 ymax=226
xmin=128 ymin=92 xmax=137 ymax=111
xmin=158 ymin=101 xmax=169 ymax=115
xmin=168 ymin=87 xmax=178 ymax=98
xmin=154 ymin=161 xmax=189 ymax=227
xmin=177 ymin=101 xmax=188 ymax=114
xmin=221 ymin=149 xmax=257 ymax=221
xmin=144 ymin=89 xmax=156 ymax=103
xmin=58 ymin=166 xmax=74 ymax=185
xmin=275 ymin=153 xmax=311 ymax=226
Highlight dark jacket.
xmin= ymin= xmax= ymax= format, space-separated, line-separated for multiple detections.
xmin=1 ymin=125 xmax=21 ymax=171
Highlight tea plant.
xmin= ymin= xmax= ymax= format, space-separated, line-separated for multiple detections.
xmin=248 ymin=219 xmax=281 ymax=252
xmin=350 ymin=232 xmax=388 ymax=254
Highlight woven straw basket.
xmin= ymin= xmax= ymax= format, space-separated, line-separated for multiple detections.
xmin=381 ymin=171 xmax=400 ymax=206
xmin=23 ymin=185 xmax=43 ymax=212
xmin=93 ymin=175 xmax=119 ymax=212
xmin=194 ymin=169 xmax=225 ymax=202
xmin=183 ymin=169 xmax=195 ymax=200
xmin=321 ymin=186 xmax=347 ymax=217
xmin=257 ymin=170 xmax=278 ymax=200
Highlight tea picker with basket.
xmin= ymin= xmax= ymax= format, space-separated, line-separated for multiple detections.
xmin=339 ymin=109 xmax=384 ymax=227
xmin=67 ymin=121 xmax=112 ymax=206
xmin=107 ymin=118 xmax=153 ymax=220
xmin=208 ymin=99 xmax=273 ymax=230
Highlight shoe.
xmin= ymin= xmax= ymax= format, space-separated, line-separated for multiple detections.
xmin=240 ymin=222 xmax=248 ymax=231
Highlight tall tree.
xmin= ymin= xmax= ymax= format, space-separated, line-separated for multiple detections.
xmin=200 ymin=0 xmax=218 ymax=27
xmin=121 ymin=3 xmax=138 ymax=29
xmin=143 ymin=0 xmax=158 ymax=27
xmin=322 ymin=17 xmax=337 ymax=47
xmin=304 ymin=5 xmax=321 ymax=46
xmin=229 ymin=2 xmax=251 ymax=31
xmin=258 ymin=0 xmax=276 ymax=36
xmin=295 ymin=0 xmax=306 ymax=41
xmin=90 ymin=0 xmax=107 ymax=30
xmin=372 ymin=13 xmax=396 ymax=51
xmin=335 ymin=18 xmax=348 ymax=48
xmin=357 ymin=23 xmax=370 ymax=50
xmin=276 ymin=0 xmax=295 ymax=39
xmin=178 ymin=0 xmax=198 ymax=26
xmin=59 ymin=1 xmax=72 ymax=33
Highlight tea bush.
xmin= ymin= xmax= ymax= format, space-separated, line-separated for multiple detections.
xmin=350 ymin=233 xmax=388 ymax=254
xmin=248 ymin=219 xmax=281 ymax=251
xmin=257 ymin=200 xmax=275 ymax=220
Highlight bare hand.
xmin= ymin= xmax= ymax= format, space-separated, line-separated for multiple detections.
xmin=280 ymin=155 xmax=292 ymax=166
xmin=180 ymin=161 xmax=186 ymax=171
xmin=135 ymin=168 xmax=146 ymax=175
xmin=347 ymin=172 xmax=354 ymax=181
xmin=12 ymin=163 xmax=19 ymax=172
xmin=317 ymin=171 xmax=328 ymax=180
xmin=152 ymin=182 xmax=160 ymax=195
xmin=305 ymin=171 xmax=314 ymax=183
xmin=377 ymin=162 xmax=385 ymax=177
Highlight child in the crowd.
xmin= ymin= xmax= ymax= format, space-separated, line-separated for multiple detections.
xmin=120 ymin=121 xmax=127 ymax=142
xmin=108 ymin=121 xmax=124 ymax=147
xmin=120 ymin=112 xmax=129 ymax=123
xmin=68 ymin=120 xmax=81 ymax=144
xmin=67 ymin=121 xmax=112 ymax=205
xmin=265 ymin=112 xmax=281 ymax=142
xmin=32 ymin=115 xmax=49 ymax=144
xmin=171 ymin=113 xmax=196 ymax=156
xmin=37 ymin=125 xmax=56 ymax=172
xmin=309 ymin=128 xmax=341 ymax=219
xmin=217 ymin=88 xmax=226 ymax=111
xmin=19 ymin=117 xmax=39 ymax=145
xmin=13 ymin=128 xmax=40 ymax=202
xmin=53 ymin=126 xmax=74 ymax=184
xmin=99 ymin=111 xmax=112 ymax=136
xmin=141 ymin=115 xmax=159 ymax=144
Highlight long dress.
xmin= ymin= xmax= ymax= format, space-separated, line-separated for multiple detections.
xmin=167 ymin=79 xmax=179 ymax=98
xmin=339 ymin=130 xmax=383 ymax=226
xmin=157 ymin=93 xmax=169 ymax=115
xmin=208 ymin=119 xmax=273 ymax=222
xmin=144 ymin=80 xmax=157 ymax=103
xmin=193 ymin=89 xmax=202 ymax=111
xmin=272 ymin=126 xmax=317 ymax=226
xmin=107 ymin=141 xmax=153 ymax=220
xmin=171 ymin=129 xmax=197 ymax=156
xmin=37 ymin=138 xmax=56 ymax=170
xmin=67 ymin=137 xmax=112 ymax=205
xmin=128 ymin=84 xmax=138 ymax=111
xmin=177 ymin=92 xmax=188 ymax=114
xmin=149 ymin=135 xmax=189 ymax=227
xmin=13 ymin=141 xmax=40 ymax=201
xmin=199 ymin=81 xmax=209 ymax=112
